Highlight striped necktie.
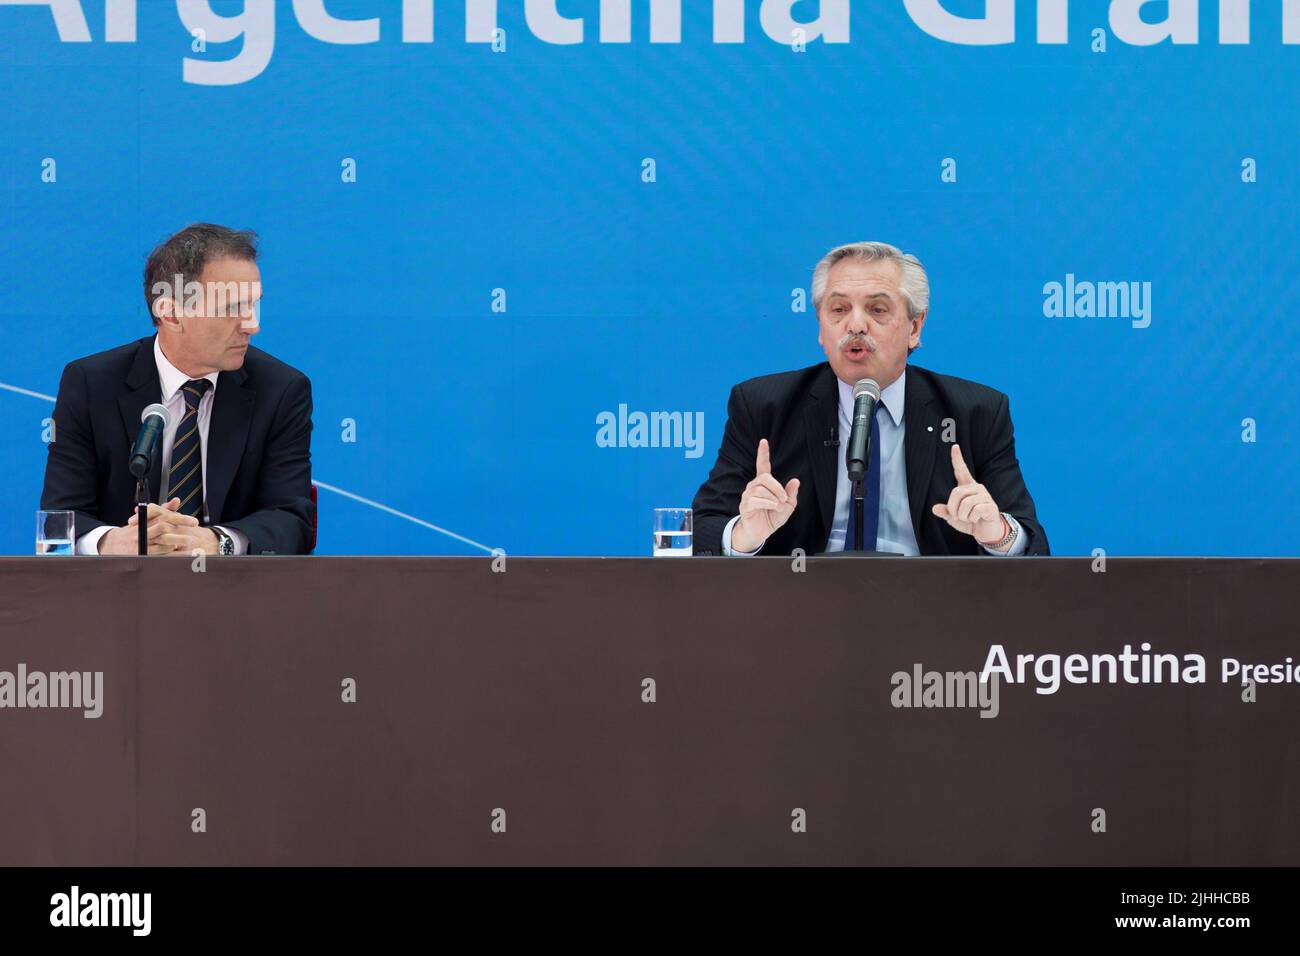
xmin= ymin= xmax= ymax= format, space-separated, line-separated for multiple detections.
xmin=169 ymin=379 xmax=212 ymax=518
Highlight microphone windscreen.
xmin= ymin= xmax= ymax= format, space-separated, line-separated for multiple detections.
xmin=140 ymin=403 xmax=172 ymax=428
xmin=852 ymin=378 xmax=881 ymax=403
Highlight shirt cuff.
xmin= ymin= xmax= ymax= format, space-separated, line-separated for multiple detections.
xmin=76 ymin=526 xmax=113 ymax=555
xmin=215 ymin=526 xmax=249 ymax=556
xmin=981 ymin=514 xmax=1028 ymax=556
xmin=722 ymin=515 xmax=764 ymax=557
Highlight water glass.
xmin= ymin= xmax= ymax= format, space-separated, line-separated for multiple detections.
xmin=652 ymin=508 xmax=692 ymax=557
xmin=36 ymin=510 xmax=75 ymax=556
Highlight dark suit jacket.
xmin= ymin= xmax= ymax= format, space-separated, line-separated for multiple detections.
xmin=691 ymin=362 xmax=1048 ymax=556
xmin=40 ymin=335 xmax=315 ymax=555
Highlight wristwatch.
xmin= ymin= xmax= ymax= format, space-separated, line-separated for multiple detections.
xmin=213 ymin=527 xmax=236 ymax=556
xmin=986 ymin=513 xmax=1018 ymax=552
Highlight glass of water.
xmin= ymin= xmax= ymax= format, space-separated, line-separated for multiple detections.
xmin=652 ymin=508 xmax=693 ymax=557
xmin=36 ymin=510 xmax=75 ymax=556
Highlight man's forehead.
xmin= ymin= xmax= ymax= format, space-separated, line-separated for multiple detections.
xmin=825 ymin=258 xmax=902 ymax=296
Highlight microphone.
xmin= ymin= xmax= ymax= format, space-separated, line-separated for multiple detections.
xmin=846 ymin=379 xmax=881 ymax=481
xmin=129 ymin=403 xmax=172 ymax=479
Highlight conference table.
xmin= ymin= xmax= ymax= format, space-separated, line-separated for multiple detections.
xmin=1 ymin=556 xmax=1295 ymax=866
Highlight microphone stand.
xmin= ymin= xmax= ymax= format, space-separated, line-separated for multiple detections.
xmin=136 ymin=475 xmax=150 ymax=556
xmin=837 ymin=433 xmax=900 ymax=556
xmin=849 ymin=422 xmax=871 ymax=552
xmin=851 ymin=474 xmax=865 ymax=553
xmin=832 ymin=396 xmax=900 ymax=558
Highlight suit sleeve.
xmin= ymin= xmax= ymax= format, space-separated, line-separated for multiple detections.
xmin=690 ymin=384 xmax=759 ymax=556
xmin=223 ymin=374 xmax=315 ymax=555
xmin=976 ymin=393 xmax=1049 ymax=556
xmin=40 ymin=362 xmax=110 ymax=542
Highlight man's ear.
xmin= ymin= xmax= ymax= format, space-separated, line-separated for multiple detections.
xmin=910 ymin=309 xmax=928 ymax=349
xmin=154 ymin=297 xmax=182 ymax=331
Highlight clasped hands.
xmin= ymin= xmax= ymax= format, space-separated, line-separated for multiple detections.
xmin=97 ymin=497 xmax=222 ymax=555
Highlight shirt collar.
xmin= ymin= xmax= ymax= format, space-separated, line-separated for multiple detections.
xmin=154 ymin=335 xmax=219 ymax=404
xmin=837 ymin=367 xmax=906 ymax=427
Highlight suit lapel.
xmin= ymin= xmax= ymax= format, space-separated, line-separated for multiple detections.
xmin=803 ymin=364 xmax=840 ymax=540
xmin=903 ymin=367 xmax=940 ymax=544
xmin=118 ymin=336 xmax=164 ymax=503
xmin=206 ymin=366 xmax=255 ymax=524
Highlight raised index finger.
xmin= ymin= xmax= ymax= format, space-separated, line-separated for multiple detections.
xmin=756 ymin=438 xmax=772 ymax=476
xmin=951 ymin=443 xmax=975 ymax=485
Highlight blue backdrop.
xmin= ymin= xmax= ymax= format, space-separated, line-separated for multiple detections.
xmin=1 ymin=1 xmax=1296 ymax=556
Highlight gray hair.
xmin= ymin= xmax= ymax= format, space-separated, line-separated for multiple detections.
xmin=811 ymin=241 xmax=930 ymax=320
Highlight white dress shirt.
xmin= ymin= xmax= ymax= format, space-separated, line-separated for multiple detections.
xmin=76 ymin=338 xmax=249 ymax=555
xmin=722 ymin=368 xmax=1026 ymax=556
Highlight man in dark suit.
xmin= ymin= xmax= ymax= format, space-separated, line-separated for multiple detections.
xmin=41 ymin=223 xmax=314 ymax=556
xmin=692 ymin=241 xmax=1047 ymax=557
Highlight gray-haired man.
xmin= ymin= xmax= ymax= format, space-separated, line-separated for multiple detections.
xmin=691 ymin=241 xmax=1048 ymax=557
